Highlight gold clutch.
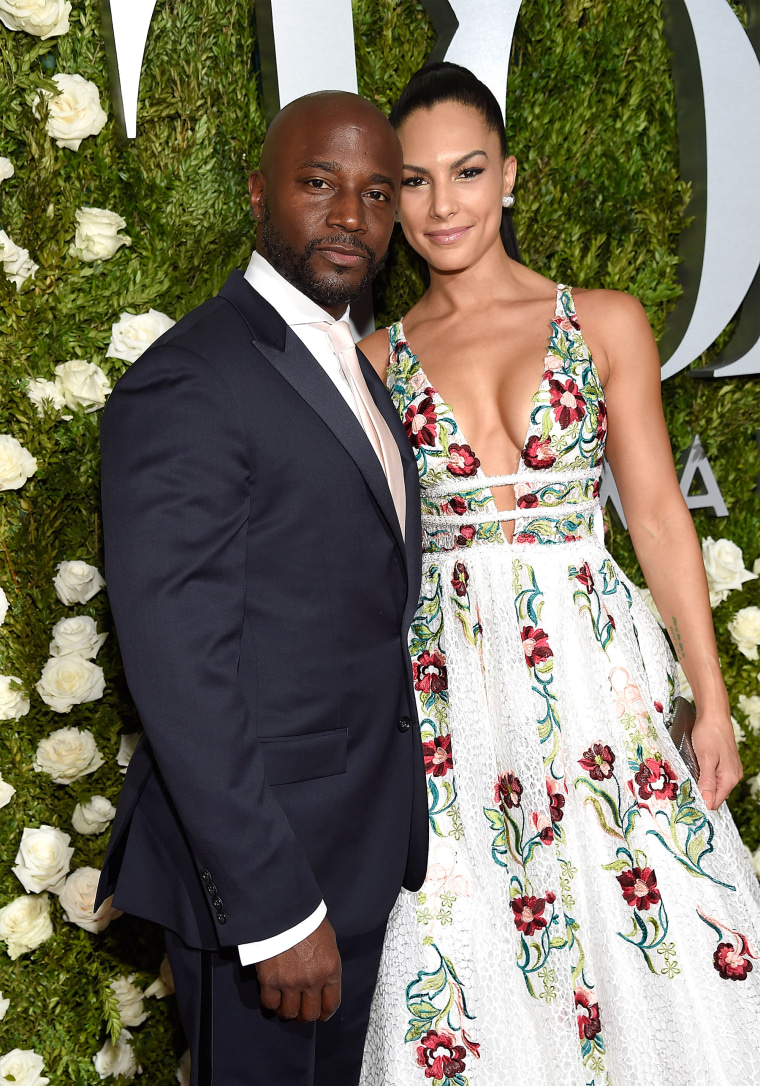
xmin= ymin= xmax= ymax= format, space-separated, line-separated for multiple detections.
xmin=667 ymin=695 xmax=700 ymax=782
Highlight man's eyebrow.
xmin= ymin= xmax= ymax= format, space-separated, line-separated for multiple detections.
xmin=403 ymin=150 xmax=488 ymax=174
xmin=299 ymin=160 xmax=342 ymax=172
xmin=368 ymin=173 xmax=396 ymax=190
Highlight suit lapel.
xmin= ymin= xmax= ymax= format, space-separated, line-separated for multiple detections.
xmin=219 ymin=272 xmax=410 ymax=565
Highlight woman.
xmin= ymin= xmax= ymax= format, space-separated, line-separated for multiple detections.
xmin=359 ymin=63 xmax=760 ymax=1086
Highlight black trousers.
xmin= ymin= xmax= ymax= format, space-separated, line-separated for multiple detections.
xmin=165 ymin=924 xmax=387 ymax=1086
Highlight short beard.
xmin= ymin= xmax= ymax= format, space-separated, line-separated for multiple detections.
xmin=260 ymin=204 xmax=385 ymax=308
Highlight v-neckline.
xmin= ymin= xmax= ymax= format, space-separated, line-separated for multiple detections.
xmin=395 ymin=295 xmax=565 ymax=500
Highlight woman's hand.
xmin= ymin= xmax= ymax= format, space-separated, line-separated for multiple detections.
xmin=691 ymin=713 xmax=743 ymax=810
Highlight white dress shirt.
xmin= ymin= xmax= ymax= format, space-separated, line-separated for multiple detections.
xmin=237 ymin=252 xmax=364 ymax=966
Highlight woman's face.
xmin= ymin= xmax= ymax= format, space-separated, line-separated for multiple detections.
xmin=396 ymin=100 xmax=515 ymax=272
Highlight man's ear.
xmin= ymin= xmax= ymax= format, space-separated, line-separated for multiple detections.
xmin=248 ymin=170 xmax=266 ymax=223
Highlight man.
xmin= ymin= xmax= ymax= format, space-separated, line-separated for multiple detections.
xmin=96 ymin=92 xmax=428 ymax=1085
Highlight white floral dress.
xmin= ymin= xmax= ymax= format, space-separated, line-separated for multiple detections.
xmin=360 ymin=286 xmax=760 ymax=1086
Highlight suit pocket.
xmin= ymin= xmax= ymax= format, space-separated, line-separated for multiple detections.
xmin=261 ymin=727 xmax=348 ymax=786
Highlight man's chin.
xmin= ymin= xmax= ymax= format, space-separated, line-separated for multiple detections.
xmin=300 ymin=265 xmax=373 ymax=309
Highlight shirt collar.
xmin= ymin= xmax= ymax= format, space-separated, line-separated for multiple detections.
xmin=244 ymin=251 xmax=350 ymax=328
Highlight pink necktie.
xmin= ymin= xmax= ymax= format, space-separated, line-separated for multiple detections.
xmin=312 ymin=320 xmax=406 ymax=540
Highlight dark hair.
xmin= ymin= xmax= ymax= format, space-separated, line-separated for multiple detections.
xmin=389 ymin=62 xmax=521 ymax=263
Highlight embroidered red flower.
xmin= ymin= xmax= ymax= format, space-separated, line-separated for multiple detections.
xmin=517 ymin=492 xmax=539 ymax=509
xmin=456 ymin=525 xmax=476 ymax=547
xmin=514 ymin=532 xmax=538 ymax=544
xmin=555 ymin=313 xmax=581 ymax=333
xmin=595 ymin=400 xmax=608 ymax=444
xmin=413 ymin=650 xmax=447 ymax=695
xmin=443 ymin=495 xmax=467 ymax=516
xmin=531 ymin=810 xmax=554 ymax=844
xmin=574 ymin=562 xmax=594 ymax=592
xmin=654 ymin=701 xmax=664 ymax=714
xmin=549 ymin=377 xmax=587 ymax=429
xmin=713 ymin=942 xmax=754 ymax=981
xmin=451 ymin=561 xmax=469 ymax=597
xmin=547 ymin=779 xmax=566 ymax=823
xmin=578 ymin=743 xmax=615 ymax=780
xmin=416 ymin=1030 xmax=467 ymax=1080
xmin=510 ymin=894 xmax=550 ymax=936
xmin=422 ymin=734 xmax=454 ymax=777
xmin=635 ymin=757 xmax=678 ymax=802
xmin=522 ymin=435 xmax=556 ymax=470
xmin=404 ymin=396 xmax=437 ymax=448
xmin=494 ymin=771 xmax=523 ymax=810
xmin=521 ymin=626 xmax=552 ymax=668
xmin=617 ymin=866 xmax=661 ymax=911
xmin=447 ymin=443 xmax=480 ymax=477
xmin=574 ymin=988 xmax=602 ymax=1040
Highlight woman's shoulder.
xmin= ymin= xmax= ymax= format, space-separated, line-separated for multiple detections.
xmin=571 ymin=286 xmax=650 ymax=331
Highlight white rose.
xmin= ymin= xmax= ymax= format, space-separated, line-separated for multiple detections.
xmin=0 ymin=774 xmax=15 ymax=808
xmin=0 ymin=0 xmax=70 ymax=38
xmin=0 ymin=676 xmax=30 ymax=721
xmin=106 ymin=309 xmax=176 ymax=364
xmin=93 ymin=1030 xmax=140 ymax=1080
xmin=675 ymin=662 xmax=693 ymax=703
xmin=728 ymin=606 xmax=760 ymax=660
xmin=637 ymin=586 xmax=665 ymax=627
xmin=0 ymin=230 xmax=38 ymax=289
xmin=54 ymin=361 xmax=111 ymax=413
xmin=754 ymin=557 xmax=760 ymax=576
xmin=72 ymin=795 xmax=115 ymax=836
xmin=731 ymin=715 xmax=745 ymax=745
xmin=60 ymin=867 xmax=122 ymax=933
xmin=702 ymin=536 xmax=758 ymax=607
xmin=176 ymin=1050 xmax=190 ymax=1086
xmin=0 ymin=992 xmax=8 ymax=1020
xmin=34 ymin=73 xmax=107 ymax=152
xmin=34 ymin=726 xmax=104 ymax=783
xmin=49 ymin=615 xmax=107 ymax=659
xmin=0 ymin=893 xmax=53 ymax=959
xmin=0 ymin=586 xmax=7 ymax=626
xmin=36 ymin=656 xmax=105 ymax=713
xmin=144 ymin=953 xmax=174 ymax=999
xmin=738 ymin=694 xmax=760 ymax=733
xmin=0 ymin=157 xmax=14 ymax=181
xmin=70 ymin=208 xmax=131 ymax=263
xmin=117 ymin=733 xmax=139 ymax=773
xmin=0 ymin=435 xmax=36 ymax=491
xmin=53 ymin=559 xmax=105 ymax=605
xmin=111 ymin=975 xmax=148 ymax=1028
xmin=26 ymin=378 xmax=66 ymax=417
xmin=0 ymin=1049 xmax=49 ymax=1086
xmin=12 ymin=824 xmax=73 ymax=894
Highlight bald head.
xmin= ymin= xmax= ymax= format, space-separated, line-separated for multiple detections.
xmin=248 ymin=91 xmax=402 ymax=317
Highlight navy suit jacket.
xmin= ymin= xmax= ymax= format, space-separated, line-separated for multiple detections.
xmin=96 ymin=270 xmax=428 ymax=950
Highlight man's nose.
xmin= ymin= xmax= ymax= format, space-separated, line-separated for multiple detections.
xmin=325 ymin=188 xmax=365 ymax=232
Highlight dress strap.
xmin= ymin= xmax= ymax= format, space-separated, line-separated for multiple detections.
xmin=555 ymin=283 xmax=578 ymax=322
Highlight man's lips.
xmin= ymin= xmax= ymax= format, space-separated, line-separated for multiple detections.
xmin=316 ymin=246 xmax=367 ymax=267
xmin=425 ymin=226 xmax=472 ymax=245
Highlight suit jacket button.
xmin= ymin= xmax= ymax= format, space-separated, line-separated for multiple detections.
xmin=212 ymin=896 xmax=223 ymax=910
xmin=201 ymin=870 xmax=211 ymax=881
xmin=207 ymin=883 xmax=217 ymax=896
xmin=397 ymin=716 xmax=411 ymax=732
xmin=217 ymin=912 xmax=227 ymax=925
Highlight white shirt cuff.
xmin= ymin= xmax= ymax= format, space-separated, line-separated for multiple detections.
xmin=237 ymin=901 xmax=327 ymax=966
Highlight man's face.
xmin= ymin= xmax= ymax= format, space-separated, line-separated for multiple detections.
xmin=249 ymin=101 xmax=402 ymax=316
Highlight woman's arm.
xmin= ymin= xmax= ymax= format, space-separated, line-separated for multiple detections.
xmin=581 ymin=290 xmax=741 ymax=811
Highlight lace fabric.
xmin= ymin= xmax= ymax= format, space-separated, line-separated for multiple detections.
xmin=359 ymin=287 xmax=760 ymax=1086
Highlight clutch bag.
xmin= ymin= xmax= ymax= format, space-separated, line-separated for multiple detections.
xmin=667 ymin=695 xmax=700 ymax=782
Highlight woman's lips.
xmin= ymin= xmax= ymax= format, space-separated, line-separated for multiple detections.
xmin=425 ymin=226 xmax=472 ymax=245
xmin=317 ymin=247 xmax=366 ymax=267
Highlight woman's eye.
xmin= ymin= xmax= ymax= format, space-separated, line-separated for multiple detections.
xmin=401 ymin=176 xmax=427 ymax=187
xmin=458 ymin=167 xmax=485 ymax=180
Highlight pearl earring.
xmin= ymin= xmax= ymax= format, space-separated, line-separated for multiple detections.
xmin=502 ymin=193 xmax=515 ymax=209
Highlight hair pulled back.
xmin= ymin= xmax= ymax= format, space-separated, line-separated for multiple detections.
xmin=389 ymin=62 xmax=521 ymax=262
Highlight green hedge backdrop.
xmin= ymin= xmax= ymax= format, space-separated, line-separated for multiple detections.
xmin=0 ymin=0 xmax=758 ymax=1081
